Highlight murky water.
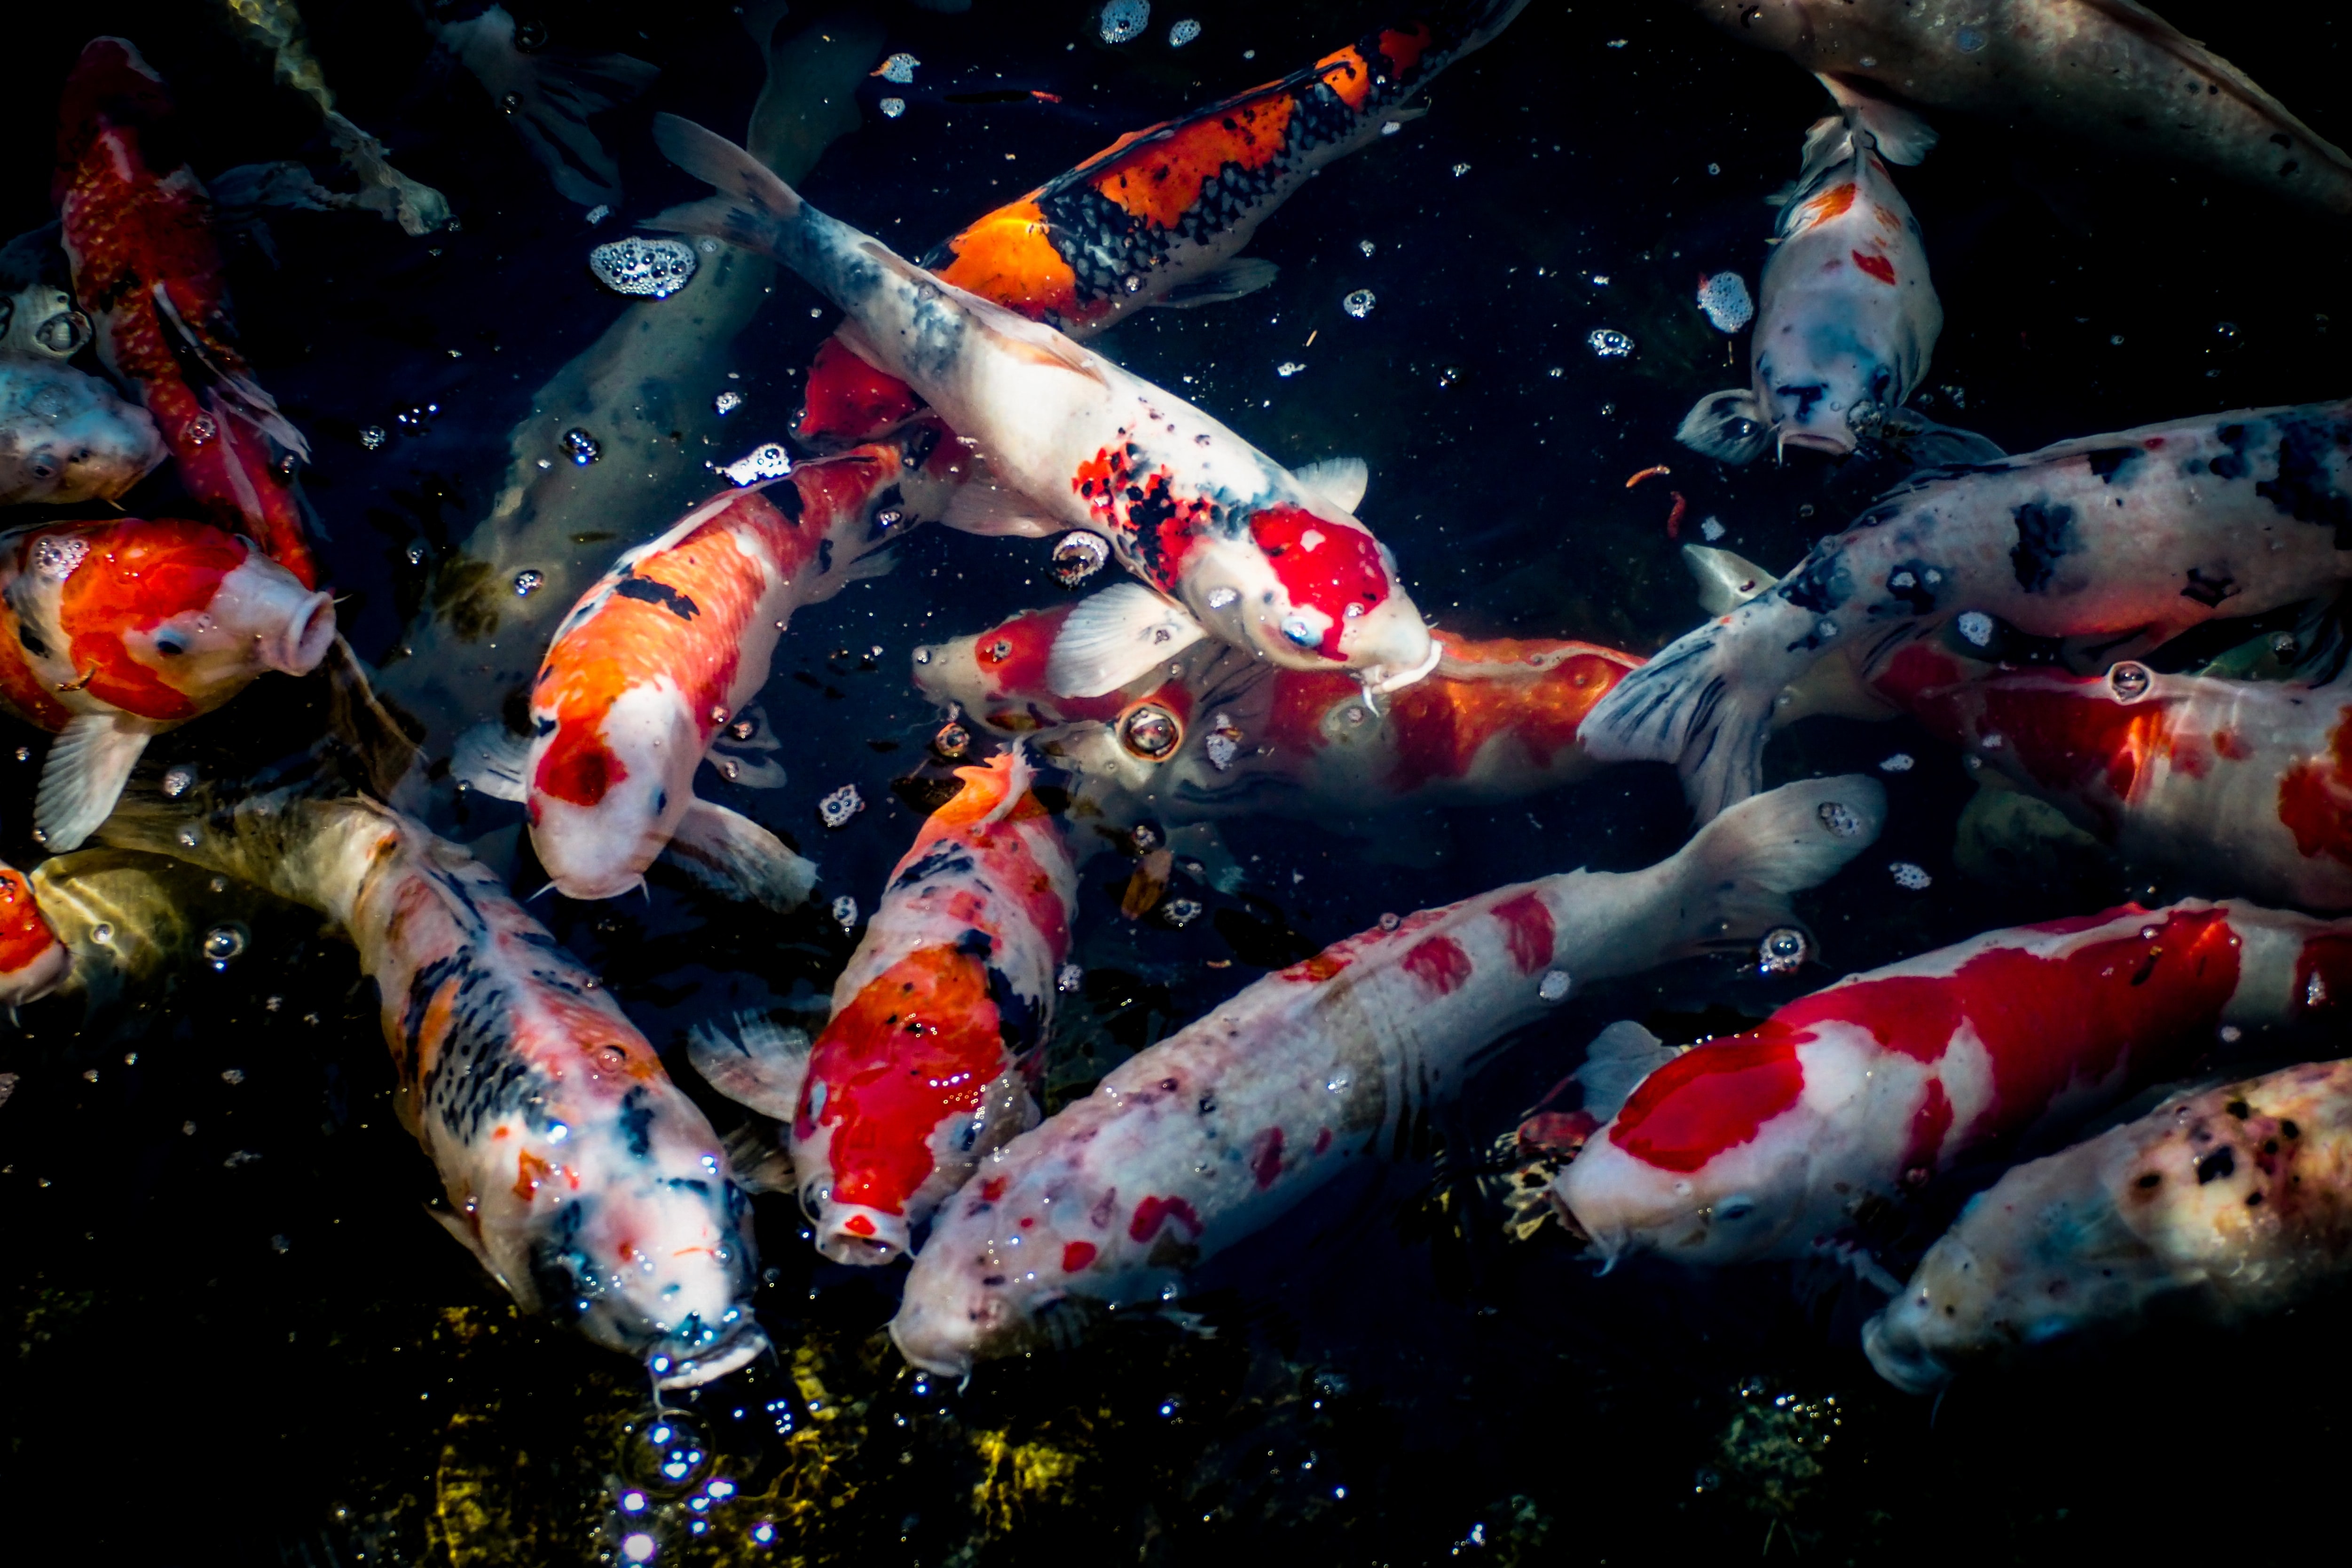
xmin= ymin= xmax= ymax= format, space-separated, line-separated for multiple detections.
xmin=4 ymin=2 xmax=2351 ymax=1563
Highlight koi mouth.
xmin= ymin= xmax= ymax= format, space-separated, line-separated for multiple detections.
xmin=653 ymin=1321 xmax=771 ymax=1389
xmin=271 ymin=591 xmax=338 ymax=675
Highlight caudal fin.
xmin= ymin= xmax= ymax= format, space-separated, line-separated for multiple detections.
xmin=645 ymin=114 xmax=802 ymax=256
xmin=1580 ymin=603 xmax=1817 ymax=819
xmin=1661 ymin=773 xmax=1885 ymax=955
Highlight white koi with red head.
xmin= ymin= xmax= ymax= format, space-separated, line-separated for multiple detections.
xmin=646 ymin=118 xmax=1436 ymax=697
xmin=1879 ymin=646 xmax=2352 ymax=911
xmin=97 ymin=789 xmax=767 ymax=1387
xmin=0 ymin=860 xmax=69 ymax=1008
xmin=509 ymin=422 xmax=967 ymax=906
xmin=889 ymin=775 xmax=1884 ymax=1377
xmin=1556 ymin=899 xmax=2352 ymax=1269
xmin=790 ymin=753 xmax=1078 ymax=1265
xmin=1864 ymin=1052 xmax=2352 ymax=1394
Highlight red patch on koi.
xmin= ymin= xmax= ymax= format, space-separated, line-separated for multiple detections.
xmin=1612 ymin=1035 xmax=1803 ymax=1174
xmin=1129 ymin=1194 xmax=1203 ymax=1242
xmin=1248 ymin=505 xmax=1389 ymax=659
xmin=798 ymin=337 xmax=922 ymax=447
xmin=2295 ymin=932 xmax=2352 ymax=1011
xmin=1402 ymin=935 xmax=1473 ymax=995
xmin=533 ymin=724 xmax=623 ymax=808
xmin=1903 ymin=1078 xmax=1953 ymax=1171
xmin=1249 ymin=1127 xmax=1285 ymax=1189
xmin=2213 ymin=729 xmax=2252 ymax=761
xmin=1283 ymin=951 xmax=1349 ymax=983
xmin=842 ymin=1213 xmax=877 ymax=1237
xmin=513 ymin=1150 xmax=552 ymax=1202
xmin=1851 ymin=250 xmax=1897 ymax=286
xmin=2279 ymin=707 xmax=2352 ymax=864
xmin=59 ymin=517 xmax=248 ymax=722
xmin=1492 ymin=892 xmax=1555 ymax=975
xmin=1061 ymin=1240 xmax=1097 ymax=1271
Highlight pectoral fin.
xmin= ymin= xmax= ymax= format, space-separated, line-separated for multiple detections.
xmin=1682 ymin=544 xmax=1781 ymax=616
xmin=1045 ymin=582 xmax=1209 ymax=698
xmin=1151 ymin=256 xmax=1280 ymax=308
xmin=36 ymin=714 xmax=155 ymax=852
xmin=942 ymin=474 xmax=1062 ymax=538
xmin=689 ymin=1009 xmax=814 ymax=1121
xmin=664 ymin=798 xmax=818 ymax=909
xmin=1573 ymin=1020 xmax=1684 ymax=1122
xmin=452 ymin=721 xmax=531 ymax=803
xmin=429 ymin=1205 xmax=526 ymax=1302
xmin=1294 ymin=456 xmax=1370 ymax=514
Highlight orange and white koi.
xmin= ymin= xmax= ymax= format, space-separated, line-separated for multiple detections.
xmin=0 ymin=516 xmax=333 ymax=851
xmin=1865 ymin=1053 xmax=2352 ymax=1394
xmin=1679 ymin=81 xmax=1962 ymax=465
xmin=796 ymin=0 xmax=1531 ymax=447
xmin=55 ymin=39 xmax=320 ymax=587
xmin=791 ymin=754 xmax=1078 ymax=1266
xmin=464 ymin=420 xmax=968 ymax=904
xmin=0 ymin=861 xmax=70 ymax=1009
xmin=890 ymin=776 xmax=1881 ymax=1376
xmin=1584 ymin=399 xmax=2352 ymax=819
xmin=1874 ymin=644 xmax=2352 ymax=911
xmin=97 ymin=787 xmax=766 ymax=1387
xmin=1555 ymin=899 xmax=2352 ymax=1272
xmin=917 ymin=606 xmax=1641 ymax=821
xmin=648 ymin=119 xmax=1437 ymax=698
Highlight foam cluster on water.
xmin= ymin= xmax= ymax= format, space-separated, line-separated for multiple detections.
xmin=588 ymin=236 xmax=700 ymax=299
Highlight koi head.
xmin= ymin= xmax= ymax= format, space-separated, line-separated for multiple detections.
xmin=1861 ymin=1239 xmax=1978 ymax=1395
xmin=527 ymin=685 xmax=699 ymax=900
xmin=1551 ymin=1030 xmax=1817 ymax=1266
xmin=56 ymin=38 xmax=174 ymax=183
xmin=1224 ymin=507 xmax=1434 ymax=686
xmin=48 ymin=518 xmax=333 ymax=722
xmin=0 ymin=866 xmax=70 ymax=1007
xmin=0 ymin=360 xmax=166 ymax=506
xmin=889 ymin=1210 xmax=1039 ymax=1379
xmin=912 ymin=605 xmax=1098 ymax=732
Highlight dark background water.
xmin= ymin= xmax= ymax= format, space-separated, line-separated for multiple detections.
xmin=3 ymin=2 xmax=2350 ymax=1563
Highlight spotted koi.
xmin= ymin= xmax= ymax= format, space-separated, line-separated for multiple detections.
xmin=96 ymin=788 xmax=766 ymax=1387
xmin=54 ymin=39 xmax=321 ymax=587
xmin=791 ymin=753 xmax=1078 ymax=1265
xmin=1556 ymin=898 xmax=2352 ymax=1271
xmin=889 ymin=775 xmax=1883 ymax=1376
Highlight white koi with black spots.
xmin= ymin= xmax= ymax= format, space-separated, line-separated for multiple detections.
xmin=645 ymin=116 xmax=1438 ymax=697
xmin=96 ymin=788 xmax=766 ymax=1387
xmin=888 ymin=775 xmax=1884 ymax=1377
xmin=1585 ymin=398 xmax=2352 ymax=819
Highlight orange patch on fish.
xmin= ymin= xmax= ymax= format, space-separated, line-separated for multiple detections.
xmin=1851 ymin=250 xmax=1897 ymax=286
xmin=59 ymin=517 xmax=247 ymax=722
xmin=1089 ymin=97 xmax=1295 ymax=230
xmin=931 ymin=199 xmax=1085 ymax=321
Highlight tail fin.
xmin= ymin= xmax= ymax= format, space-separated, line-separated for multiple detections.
xmin=1580 ymin=600 xmax=1825 ymax=819
xmin=645 ymin=114 xmax=802 ymax=256
xmin=1814 ymin=74 xmax=1937 ymax=166
xmin=1661 ymin=774 xmax=1885 ymax=954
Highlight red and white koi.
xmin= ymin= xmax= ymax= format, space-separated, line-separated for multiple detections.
xmin=1878 ymin=645 xmax=2352 ymax=911
xmin=1680 ymin=81 xmax=1956 ymax=465
xmin=464 ymin=421 xmax=967 ymax=904
xmin=97 ymin=788 xmax=766 ymax=1387
xmin=1864 ymin=1053 xmax=2352 ymax=1394
xmin=793 ymin=753 xmax=1078 ymax=1265
xmin=0 ymin=516 xmax=334 ymax=851
xmin=647 ymin=119 xmax=1438 ymax=697
xmin=889 ymin=775 xmax=1884 ymax=1376
xmin=55 ymin=39 xmax=321 ymax=587
xmin=1555 ymin=899 xmax=2352 ymax=1269
xmin=0 ymin=861 xmax=70 ymax=1009
xmin=1583 ymin=399 xmax=2352 ymax=818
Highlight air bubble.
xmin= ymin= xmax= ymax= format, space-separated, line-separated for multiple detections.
xmin=880 ymin=98 xmax=906 ymax=119
xmin=185 ymin=413 xmax=218 ymax=445
xmin=1695 ymin=272 xmax=1753 ymax=333
xmin=2107 ymin=661 xmax=2153 ymax=702
xmin=513 ymin=570 xmax=544 ymax=597
xmin=360 ymin=425 xmax=388 ymax=451
xmin=933 ymin=722 xmax=971 ymax=760
xmin=561 ymin=428 xmax=601 ymax=465
xmin=1051 ymin=531 xmax=1110 ymax=587
xmin=203 ymin=924 xmax=249 ymax=969
xmin=1757 ymin=927 xmax=1808 ymax=977
xmin=1161 ymin=897 xmax=1203 ymax=928
xmin=176 ymin=824 xmax=203 ymax=848
xmin=817 ymin=785 xmax=864 ymax=829
xmin=1119 ymin=704 xmax=1182 ymax=759
xmin=1277 ymin=361 xmax=1306 ymax=378
xmin=1538 ymin=969 xmax=1571 ymax=1002
xmin=1586 ymin=328 xmax=1634 ymax=359
xmin=1099 ymin=0 xmax=1150 ymax=44
xmin=1057 ymin=964 xmax=1084 ymax=993
xmin=831 ymin=896 xmax=858 ymax=931
xmin=1342 ymin=289 xmax=1376 ymax=319
xmin=719 ymin=444 xmax=793 ymax=486
xmin=588 ymin=236 xmax=699 ymax=299
xmin=1889 ymin=861 xmax=1934 ymax=890
xmin=163 ymin=765 xmax=197 ymax=798
xmin=714 ymin=390 xmax=743 ymax=416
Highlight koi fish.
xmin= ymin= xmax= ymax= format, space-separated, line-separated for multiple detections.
xmin=459 ymin=420 xmax=967 ymax=904
xmin=0 ymin=227 xmax=93 ymax=360
xmin=1680 ymin=84 xmax=1988 ymax=466
xmin=0 ymin=357 xmax=165 ymax=507
xmin=1683 ymin=0 xmax=2352 ymax=219
xmin=648 ymin=118 xmax=1439 ymax=698
xmin=1582 ymin=399 xmax=2352 ymax=819
xmin=0 ymin=516 xmax=334 ymax=851
xmin=1877 ymin=645 xmax=2352 ymax=911
xmin=55 ymin=39 xmax=320 ymax=587
xmin=1554 ymin=898 xmax=2352 ymax=1270
xmin=889 ymin=775 xmax=1884 ymax=1376
xmin=797 ymin=0 xmax=1532 ymax=447
xmin=792 ymin=753 xmax=1078 ymax=1265
xmin=1864 ymin=1053 xmax=2352 ymax=1393
xmin=0 ymin=861 xmax=71 ymax=1010
xmin=420 ymin=2 xmax=658 ymax=209
xmin=918 ymin=607 xmax=1641 ymax=821
xmin=96 ymin=785 xmax=767 ymax=1386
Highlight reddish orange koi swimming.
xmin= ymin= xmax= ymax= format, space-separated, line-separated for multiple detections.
xmin=888 ymin=777 xmax=1881 ymax=1375
xmin=54 ymin=38 xmax=321 ymax=588
xmin=1555 ymin=898 xmax=2352 ymax=1273
xmin=0 ymin=863 xmax=70 ymax=1009
xmin=0 ymin=516 xmax=333 ymax=851
xmin=486 ymin=421 xmax=971 ymax=903
xmin=792 ymin=754 xmax=1078 ymax=1266
xmin=96 ymin=789 xmax=765 ymax=1386
xmin=796 ymin=0 xmax=1532 ymax=448
xmin=917 ymin=607 xmax=1642 ymax=822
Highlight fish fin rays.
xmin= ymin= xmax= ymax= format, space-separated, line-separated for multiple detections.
xmin=1045 ymin=582 xmax=1210 ymax=698
xmin=663 ymin=798 xmax=818 ymax=910
xmin=942 ymin=475 xmax=1062 ymax=538
xmin=1294 ymin=456 xmax=1370 ymax=514
xmin=1573 ymin=1020 xmax=1684 ymax=1123
xmin=1664 ymin=775 xmax=1885 ymax=956
xmin=1814 ymin=74 xmax=1938 ymax=166
xmin=719 ymin=1120 xmax=798 ymax=1194
xmin=646 ymin=114 xmax=802 ymax=249
xmin=1150 ymin=256 xmax=1280 ymax=308
xmin=148 ymin=284 xmax=311 ymax=461
xmin=1581 ymin=609 xmax=1808 ymax=818
xmin=35 ymin=714 xmax=155 ymax=853
xmin=452 ymin=722 xmax=531 ymax=803
xmin=689 ymin=1009 xmax=814 ymax=1124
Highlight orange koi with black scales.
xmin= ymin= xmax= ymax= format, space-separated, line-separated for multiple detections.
xmin=798 ymin=0 xmax=1531 ymax=447
xmin=54 ymin=38 xmax=321 ymax=588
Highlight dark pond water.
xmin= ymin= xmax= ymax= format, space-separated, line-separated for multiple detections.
xmin=3 ymin=1 xmax=2350 ymax=1563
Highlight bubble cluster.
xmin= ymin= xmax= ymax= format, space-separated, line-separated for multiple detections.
xmin=714 ymin=390 xmax=743 ymax=416
xmin=512 ymin=570 xmax=544 ymax=597
xmin=818 ymin=785 xmax=864 ymax=829
xmin=32 ymin=536 xmax=88 ymax=580
xmin=1099 ymin=1 xmax=1151 ymax=44
xmin=588 ymin=236 xmax=700 ymax=299
xmin=877 ymin=52 xmax=919 ymax=83
xmin=1955 ymin=611 xmax=1995 ymax=647
xmin=831 ymin=896 xmax=858 ymax=931
xmin=1051 ymin=530 xmax=1110 ymax=586
xmin=1169 ymin=18 xmax=1201 ymax=47
xmin=1342 ymin=289 xmax=1376 ymax=319
xmin=1587 ymin=328 xmax=1635 ymax=359
xmin=1889 ymin=861 xmax=1934 ymax=890
xmin=359 ymin=425 xmax=388 ymax=451
xmin=562 ymin=428 xmax=601 ymax=465
xmin=1696 ymin=271 xmax=1754 ymax=333
xmin=881 ymin=98 xmax=906 ymax=119
xmin=1757 ymin=927 xmax=1809 ymax=977
xmin=719 ymin=444 xmax=793 ymax=486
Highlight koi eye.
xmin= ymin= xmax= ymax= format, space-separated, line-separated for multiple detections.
xmin=1280 ymin=615 xmax=1319 ymax=649
xmin=1717 ymin=1197 xmax=1758 ymax=1222
xmin=653 ymin=788 xmax=669 ymax=815
xmin=155 ymin=633 xmax=188 ymax=656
